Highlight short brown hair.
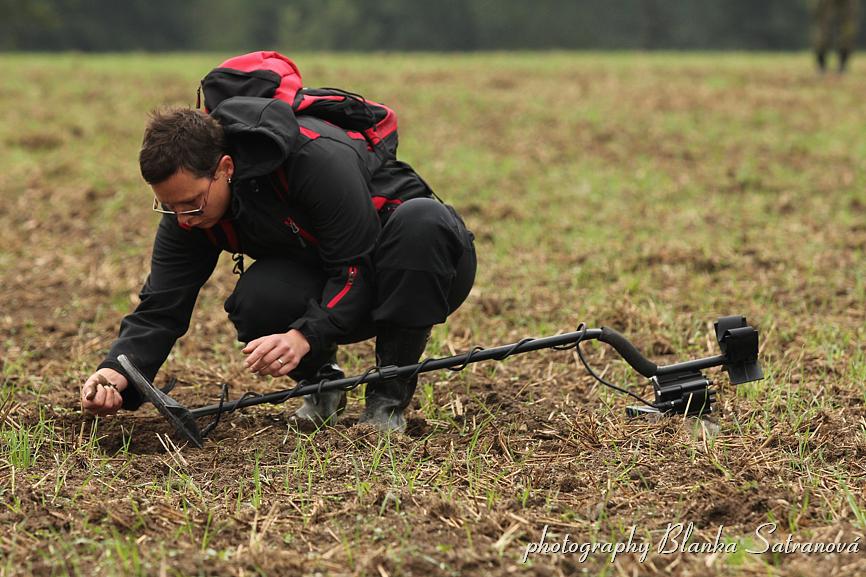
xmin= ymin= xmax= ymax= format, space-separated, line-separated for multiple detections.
xmin=139 ymin=107 xmax=227 ymax=184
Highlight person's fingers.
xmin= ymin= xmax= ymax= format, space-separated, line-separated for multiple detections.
xmin=82 ymin=400 xmax=110 ymax=417
xmin=82 ymin=380 xmax=98 ymax=402
xmin=249 ymin=344 xmax=293 ymax=377
xmin=81 ymin=388 xmax=98 ymax=413
xmin=263 ymin=357 xmax=290 ymax=377
xmin=257 ymin=361 xmax=275 ymax=378
xmin=260 ymin=356 xmax=287 ymax=377
xmin=277 ymin=358 xmax=296 ymax=377
xmin=249 ymin=351 xmax=272 ymax=373
xmin=107 ymin=388 xmax=123 ymax=411
xmin=80 ymin=379 xmax=120 ymax=415
xmin=267 ymin=349 xmax=300 ymax=377
xmin=242 ymin=336 xmax=264 ymax=355
xmin=244 ymin=341 xmax=270 ymax=369
xmin=259 ymin=346 xmax=288 ymax=369
xmin=248 ymin=343 xmax=280 ymax=373
xmin=97 ymin=384 xmax=120 ymax=408
xmin=94 ymin=384 xmax=108 ymax=406
xmin=245 ymin=349 xmax=263 ymax=369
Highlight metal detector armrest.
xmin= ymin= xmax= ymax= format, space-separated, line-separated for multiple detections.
xmin=715 ymin=316 xmax=763 ymax=385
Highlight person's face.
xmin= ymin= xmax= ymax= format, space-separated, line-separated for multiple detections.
xmin=152 ymin=155 xmax=234 ymax=230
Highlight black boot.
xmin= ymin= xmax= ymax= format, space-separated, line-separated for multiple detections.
xmin=817 ymin=50 xmax=827 ymax=73
xmin=360 ymin=325 xmax=431 ymax=433
xmin=289 ymin=347 xmax=346 ymax=427
xmin=839 ymin=48 xmax=851 ymax=74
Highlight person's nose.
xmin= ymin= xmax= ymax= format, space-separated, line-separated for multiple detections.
xmin=178 ymin=215 xmax=194 ymax=229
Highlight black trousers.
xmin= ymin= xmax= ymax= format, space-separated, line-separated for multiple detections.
xmin=223 ymin=198 xmax=476 ymax=377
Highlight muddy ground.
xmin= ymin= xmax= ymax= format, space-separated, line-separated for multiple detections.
xmin=1 ymin=53 xmax=865 ymax=576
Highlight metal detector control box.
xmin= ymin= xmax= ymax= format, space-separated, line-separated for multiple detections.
xmin=625 ymin=315 xmax=762 ymax=418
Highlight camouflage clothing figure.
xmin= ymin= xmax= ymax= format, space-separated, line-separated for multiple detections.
xmin=813 ymin=0 xmax=860 ymax=72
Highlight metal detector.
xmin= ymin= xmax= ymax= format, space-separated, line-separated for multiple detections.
xmin=117 ymin=315 xmax=763 ymax=448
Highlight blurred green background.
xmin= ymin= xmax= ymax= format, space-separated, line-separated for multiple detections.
xmin=2 ymin=0 xmax=859 ymax=52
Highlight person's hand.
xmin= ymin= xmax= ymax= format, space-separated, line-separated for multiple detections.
xmin=243 ymin=329 xmax=311 ymax=377
xmin=81 ymin=368 xmax=128 ymax=416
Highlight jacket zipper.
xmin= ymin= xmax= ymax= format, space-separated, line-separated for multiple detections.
xmin=326 ymin=266 xmax=358 ymax=309
xmin=284 ymin=216 xmax=318 ymax=248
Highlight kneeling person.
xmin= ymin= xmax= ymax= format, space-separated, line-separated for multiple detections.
xmin=79 ymin=101 xmax=476 ymax=433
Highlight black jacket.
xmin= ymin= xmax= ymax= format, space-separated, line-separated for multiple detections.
xmin=99 ymin=97 xmax=385 ymax=410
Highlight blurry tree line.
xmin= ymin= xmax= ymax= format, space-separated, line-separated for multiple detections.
xmin=2 ymin=0 xmax=860 ymax=51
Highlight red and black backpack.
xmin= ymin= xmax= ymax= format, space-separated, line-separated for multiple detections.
xmin=197 ymin=51 xmax=435 ymax=215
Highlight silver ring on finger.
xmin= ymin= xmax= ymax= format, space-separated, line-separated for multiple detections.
xmin=277 ymin=358 xmax=285 ymax=366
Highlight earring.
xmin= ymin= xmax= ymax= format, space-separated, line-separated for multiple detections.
xmin=227 ymin=176 xmax=232 ymax=184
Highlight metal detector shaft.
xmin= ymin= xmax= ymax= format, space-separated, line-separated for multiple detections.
xmin=118 ymin=316 xmax=761 ymax=448
xmin=189 ymin=329 xmax=597 ymax=418
xmin=189 ymin=327 xmax=729 ymax=418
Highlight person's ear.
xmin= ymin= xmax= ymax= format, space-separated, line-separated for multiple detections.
xmin=219 ymin=155 xmax=235 ymax=181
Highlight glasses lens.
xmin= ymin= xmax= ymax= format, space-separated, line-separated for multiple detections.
xmin=153 ymin=198 xmax=173 ymax=214
xmin=152 ymin=172 xmax=214 ymax=216
xmin=152 ymin=197 xmax=204 ymax=216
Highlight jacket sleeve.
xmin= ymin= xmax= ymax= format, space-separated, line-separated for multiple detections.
xmin=98 ymin=214 xmax=220 ymax=410
xmin=286 ymin=139 xmax=380 ymax=356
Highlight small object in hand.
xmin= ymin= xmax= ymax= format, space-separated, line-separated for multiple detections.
xmin=86 ymin=374 xmax=114 ymax=401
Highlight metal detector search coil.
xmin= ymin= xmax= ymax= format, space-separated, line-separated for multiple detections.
xmin=118 ymin=315 xmax=763 ymax=448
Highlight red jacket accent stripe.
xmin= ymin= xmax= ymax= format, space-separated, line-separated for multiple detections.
xmin=371 ymin=196 xmax=403 ymax=211
xmin=299 ymin=126 xmax=320 ymax=139
xmin=219 ymin=220 xmax=241 ymax=253
xmin=283 ymin=217 xmax=320 ymax=246
xmin=326 ymin=266 xmax=358 ymax=309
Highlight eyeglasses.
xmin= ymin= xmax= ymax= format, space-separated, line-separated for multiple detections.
xmin=152 ymin=171 xmax=218 ymax=216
